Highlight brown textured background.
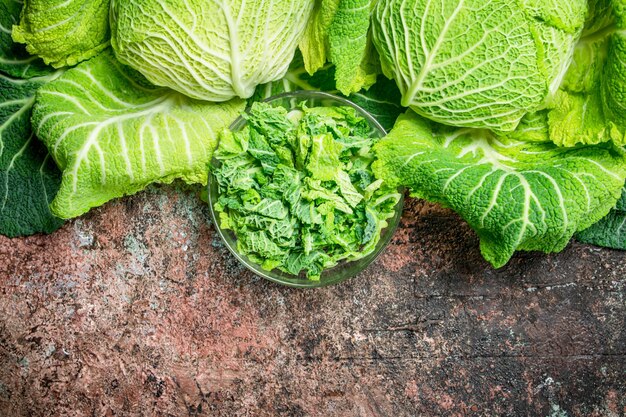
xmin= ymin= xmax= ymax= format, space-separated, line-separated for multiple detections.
xmin=1 ymin=184 xmax=625 ymax=417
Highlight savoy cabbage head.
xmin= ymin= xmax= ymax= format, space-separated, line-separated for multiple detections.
xmin=371 ymin=0 xmax=588 ymax=132
xmin=110 ymin=0 xmax=314 ymax=101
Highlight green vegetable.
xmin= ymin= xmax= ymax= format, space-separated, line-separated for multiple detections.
xmin=371 ymin=0 xmax=587 ymax=131
xmin=601 ymin=1 xmax=626 ymax=130
xmin=0 ymin=0 xmax=64 ymax=237
xmin=0 ymin=0 xmax=49 ymax=78
xmin=111 ymin=0 xmax=314 ymax=101
xmin=327 ymin=0 xmax=378 ymax=95
xmin=213 ymin=101 xmax=401 ymax=280
xmin=32 ymin=50 xmax=245 ymax=219
xmin=251 ymin=52 xmax=403 ymax=131
xmin=369 ymin=0 xmax=626 ymax=264
xmin=576 ymin=186 xmax=626 ymax=249
xmin=12 ymin=0 xmax=110 ymax=68
xmin=1 ymin=0 xmax=625 ymax=266
xmin=576 ymin=210 xmax=626 ymax=249
xmin=298 ymin=0 xmax=338 ymax=75
xmin=1 ymin=71 xmax=64 ymax=237
xmin=299 ymin=0 xmax=378 ymax=95
xmin=373 ymin=110 xmax=626 ymax=268
xmin=543 ymin=0 xmax=626 ymax=147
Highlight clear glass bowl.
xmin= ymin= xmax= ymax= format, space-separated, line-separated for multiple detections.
xmin=208 ymin=91 xmax=404 ymax=288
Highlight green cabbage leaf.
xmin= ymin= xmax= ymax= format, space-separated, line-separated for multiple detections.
xmin=299 ymin=0 xmax=378 ymax=95
xmin=0 ymin=71 xmax=64 ymax=236
xmin=1 ymin=0 xmax=64 ymax=237
xmin=327 ymin=0 xmax=378 ymax=95
xmin=542 ymin=0 xmax=626 ymax=147
xmin=298 ymin=0 xmax=338 ymax=75
xmin=576 ymin=188 xmax=626 ymax=249
xmin=0 ymin=0 xmax=50 ymax=78
xmin=601 ymin=1 xmax=626 ymax=130
xmin=373 ymin=110 xmax=626 ymax=267
xmin=11 ymin=0 xmax=110 ymax=68
xmin=33 ymin=50 xmax=245 ymax=219
xmin=575 ymin=2 xmax=626 ymax=250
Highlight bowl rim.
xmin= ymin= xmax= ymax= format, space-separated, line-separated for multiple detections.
xmin=208 ymin=90 xmax=403 ymax=288
xmin=229 ymin=90 xmax=387 ymax=134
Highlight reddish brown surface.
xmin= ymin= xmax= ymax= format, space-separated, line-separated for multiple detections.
xmin=1 ymin=185 xmax=625 ymax=416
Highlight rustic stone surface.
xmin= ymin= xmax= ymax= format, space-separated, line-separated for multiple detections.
xmin=1 ymin=185 xmax=625 ymax=417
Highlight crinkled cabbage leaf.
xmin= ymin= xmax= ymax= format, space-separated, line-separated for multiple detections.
xmin=298 ymin=0 xmax=339 ymax=75
xmin=601 ymin=1 xmax=626 ymax=130
xmin=33 ymin=50 xmax=245 ymax=219
xmin=111 ymin=0 xmax=314 ymax=101
xmin=1 ymin=71 xmax=64 ymax=236
xmin=544 ymin=0 xmax=626 ymax=147
xmin=0 ymin=0 xmax=64 ymax=237
xmin=0 ymin=0 xmax=50 ymax=78
xmin=576 ymin=188 xmax=626 ymax=250
xmin=12 ymin=0 xmax=110 ymax=68
xmin=299 ymin=0 xmax=379 ymax=95
xmin=373 ymin=110 xmax=626 ymax=268
xmin=572 ymin=1 xmax=626 ymax=250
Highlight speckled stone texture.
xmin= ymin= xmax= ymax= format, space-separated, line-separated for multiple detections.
xmin=1 ymin=185 xmax=625 ymax=417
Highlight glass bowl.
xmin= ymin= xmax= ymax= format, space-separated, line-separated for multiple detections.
xmin=208 ymin=91 xmax=404 ymax=288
